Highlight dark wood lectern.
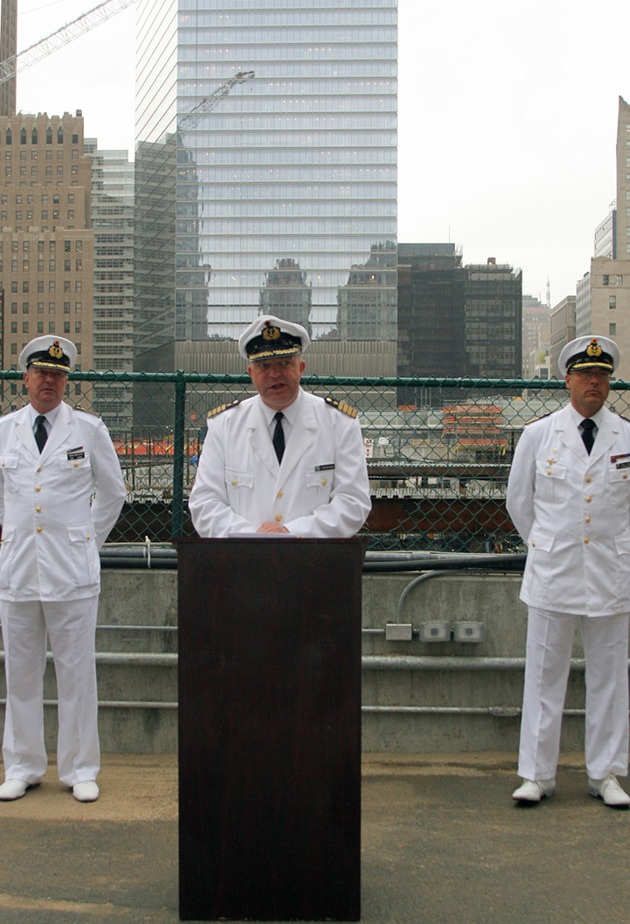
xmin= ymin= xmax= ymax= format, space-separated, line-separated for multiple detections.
xmin=177 ymin=538 xmax=364 ymax=922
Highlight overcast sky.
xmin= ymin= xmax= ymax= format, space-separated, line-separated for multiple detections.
xmin=13 ymin=0 xmax=630 ymax=307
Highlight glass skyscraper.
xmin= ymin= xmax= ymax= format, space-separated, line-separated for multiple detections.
xmin=134 ymin=0 xmax=397 ymax=362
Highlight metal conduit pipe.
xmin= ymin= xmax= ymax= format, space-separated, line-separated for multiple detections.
xmin=98 ymin=545 xmax=527 ymax=574
xmin=392 ymin=560 xmax=525 ymax=625
xmin=363 ymin=655 xmax=586 ymax=671
xmin=363 ymin=553 xmax=526 ymax=573
xmin=0 ymin=700 xmax=585 ymax=719
xmin=361 ymin=705 xmax=588 ymax=718
xmin=0 ymin=652 xmax=588 ymax=672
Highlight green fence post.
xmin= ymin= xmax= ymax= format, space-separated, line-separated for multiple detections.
xmin=172 ymin=370 xmax=187 ymax=538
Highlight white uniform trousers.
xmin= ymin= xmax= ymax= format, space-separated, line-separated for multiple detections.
xmin=518 ymin=606 xmax=629 ymax=781
xmin=1 ymin=596 xmax=100 ymax=787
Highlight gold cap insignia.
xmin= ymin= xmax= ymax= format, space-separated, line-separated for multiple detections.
xmin=262 ymin=325 xmax=280 ymax=342
xmin=49 ymin=341 xmax=63 ymax=359
xmin=586 ymin=339 xmax=603 ymax=358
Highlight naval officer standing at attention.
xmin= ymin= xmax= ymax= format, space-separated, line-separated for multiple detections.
xmin=0 ymin=336 xmax=126 ymax=803
xmin=189 ymin=315 xmax=371 ymax=538
xmin=507 ymin=335 xmax=630 ymax=808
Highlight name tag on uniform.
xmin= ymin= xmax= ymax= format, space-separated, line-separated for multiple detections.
xmin=315 ymin=463 xmax=335 ymax=472
xmin=67 ymin=447 xmax=85 ymax=460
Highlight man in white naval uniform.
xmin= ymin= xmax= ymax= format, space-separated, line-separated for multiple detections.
xmin=507 ymin=335 xmax=630 ymax=808
xmin=0 ymin=336 xmax=125 ymax=803
xmin=189 ymin=315 xmax=371 ymax=539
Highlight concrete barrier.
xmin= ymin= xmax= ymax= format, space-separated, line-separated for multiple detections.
xmin=0 ymin=567 xmax=602 ymax=755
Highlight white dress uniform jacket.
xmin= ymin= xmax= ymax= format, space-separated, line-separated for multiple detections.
xmin=189 ymin=389 xmax=371 ymax=538
xmin=0 ymin=401 xmax=126 ymax=601
xmin=506 ymin=404 xmax=630 ymax=616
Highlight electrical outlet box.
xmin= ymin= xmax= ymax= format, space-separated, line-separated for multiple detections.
xmin=385 ymin=622 xmax=414 ymax=642
xmin=453 ymin=621 xmax=485 ymax=643
xmin=418 ymin=621 xmax=451 ymax=642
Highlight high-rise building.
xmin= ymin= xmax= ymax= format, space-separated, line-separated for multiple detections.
xmin=594 ymin=207 xmax=616 ymax=259
xmin=521 ymin=293 xmax=550 ymax=378
xmin=397 ymin=245 xmax=522 ymax=400
xmin=0 ymin=0 xmax=17 ymax=117
xmin=396 ymin=243 xmax=468 ymax=405
xmin=85 ymin=140 xmax=134 ymax=431
xmin=134 ymin=0 xmax=398 ymax=371
xmin=616 ymin=96 xmax=630 ymax=260
xmin=0 ymin=112 xmax=94 ymax=408
xmin=549 ymin=295 xmax=576 ymax=378
xmin=584 ymin=97 xmax=630 ymax=378
xmin=463 ymin=259 xmax=522 ymax=379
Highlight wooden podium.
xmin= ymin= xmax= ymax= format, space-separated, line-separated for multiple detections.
xmin=177 ymin=538 xmax=364 ymax=922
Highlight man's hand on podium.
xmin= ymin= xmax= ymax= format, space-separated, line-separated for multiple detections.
xmin=256 ymin=522 xmax=290 ymax=534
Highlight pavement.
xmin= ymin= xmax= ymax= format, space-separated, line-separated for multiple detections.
xmin=1 ymin=752 xmax=630 ymax=924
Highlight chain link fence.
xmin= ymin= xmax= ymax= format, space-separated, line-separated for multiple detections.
xmin=4 ymin=370 xmax=630 ymax=552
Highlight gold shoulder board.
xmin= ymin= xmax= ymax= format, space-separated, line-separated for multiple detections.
xmin=207 ymin=399 xmax=241 ymax=420
xmin=524 ymin=412 xmax=551 ymax=425
xmin=325 ymin=396 xmax=358 ymax=418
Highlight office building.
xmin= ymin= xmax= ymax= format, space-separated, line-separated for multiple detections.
xmin=0 ymin=112 xmax=94 ymax=408
xmin=579 ymin=98 xmax=630 ymax=379
xmin=85 ymin=140 xmax=134 ymax=430
xmin=594 ymin=207 xmax=616 ymax=259
xmin=396 ymin=245 xmax=522 ymax=405
xmin=463 ymin=259 xmax=522 ymax=379
xmin=522 ymin=293 xmax=550 ymax=378
xmin=589 ymin=256 xmax=630 ymax=380
xmin=616 ymin=96 xmax=630 ymax=259
xmin=0 ymin=0 xmax=17 ymax=118
xmin=397 ymin=243 xmax=468 ymax=405
xmin=549 ymin=295 xmax=576 ymax=379
xmin=134 ymin=0 xmax=398 ymax=373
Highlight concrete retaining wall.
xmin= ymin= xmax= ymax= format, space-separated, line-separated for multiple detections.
xmin=0 ymin=567 xmax=598 ymax=756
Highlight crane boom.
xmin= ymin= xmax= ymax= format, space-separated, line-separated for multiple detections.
xmin=0 ymin=0 xmax=139 ymax=87
xmin=177 ymin=71 xmax=255 ymax=131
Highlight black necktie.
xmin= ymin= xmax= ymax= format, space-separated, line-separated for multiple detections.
xmin=581 ymin=418 xmax=595 ymax=455
xmin=34 ymin=414 xmax=48 ymax=453
xmin=272 ymin=411 xmax=285 ymax=463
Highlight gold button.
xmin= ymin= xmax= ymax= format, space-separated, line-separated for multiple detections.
xmin=321 ymin=478 xmax=328 ymax=486
xmin=86 ymin=534 xmax=91 ymax=540
xmin=586 ymin=496 xmax=592 ymax=503
xmin=74 ymin=461 xmax=79 ymax=468
xmin=35 ymin=505 xmax=41 ymax=513
xmin=277 ymin=491 xmax=283 ymax=498
xmin=585 ymin=515 xmax=591 ymax=523
xmin=585 ymin=476 xmax=592 ymax=483
xmin=275 ymin=514 xmax=283 ymax=523
xmin=531 ymin=540 xmax=536 ymax=547
xmin=35 ymin=485 xmax=41 ymax=492
xmin=37 ymin=467 xmax=42 ymax=473
xmin=546 ymin=468 xmax=552 ymax=475
xmin=36 ymin=526 xmax=42 ymax=533
xmin=231 ymin=478 xmax=238 ymax=486
xmin=624 ymin=473 xmax=628 ymax=480
xmin=584 ymin=537 xmax=590 ymax=544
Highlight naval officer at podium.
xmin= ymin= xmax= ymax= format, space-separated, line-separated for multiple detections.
xmin=189 ymin=315 xmax=371 ymax=538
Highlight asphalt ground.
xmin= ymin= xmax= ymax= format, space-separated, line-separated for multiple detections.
xmin=1 ymin=752 xmax=630 ymax=924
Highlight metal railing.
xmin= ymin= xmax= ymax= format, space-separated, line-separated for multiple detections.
xmin=3 ymin=370 xmax=628 ymax=550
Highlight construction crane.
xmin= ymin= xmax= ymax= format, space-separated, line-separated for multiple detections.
xmin=177 ymin=70 xmax=255 ymax=131
xmin=0 ymin=0 xmax=139 ymax=87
